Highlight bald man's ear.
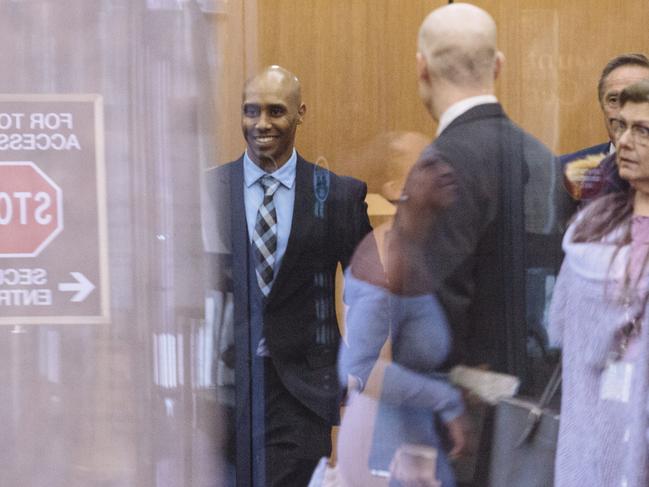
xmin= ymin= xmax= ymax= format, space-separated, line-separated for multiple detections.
xmin=416 ymin=52 xmax=430 ymax=83
xmin=297 ymin=103 xmax=306 ymax=124
xmin=494 ymin=51 xmax=505 ymax=80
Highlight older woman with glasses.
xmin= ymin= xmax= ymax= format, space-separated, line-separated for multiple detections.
xmin=549 ymin=80 xmax=649 ymax=487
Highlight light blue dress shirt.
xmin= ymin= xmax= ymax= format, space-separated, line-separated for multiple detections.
xmin=243 ymin=149 xmax=296 ymax=277
xmin=244 ymin=150 xmax=297 ymax=357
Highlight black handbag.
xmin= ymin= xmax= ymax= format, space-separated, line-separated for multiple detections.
xmin=487 ymin=362 xmax=561 ymax=487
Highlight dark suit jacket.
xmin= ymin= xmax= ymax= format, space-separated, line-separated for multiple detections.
xmin=205 ymin=153 xmax=372 ymax=425
xmin=579 ymin=152 xmax=629 ymax=204
xmin=424 ymin=103 xmax=570 ymax=378
xmin=559 ymin=141 xmax=610 ymax=167
xmin=560 ymin=141 xmax=615 ymax=206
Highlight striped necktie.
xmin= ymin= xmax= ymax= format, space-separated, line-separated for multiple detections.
xmin=252 ymin=175 xmax=280 ymax=296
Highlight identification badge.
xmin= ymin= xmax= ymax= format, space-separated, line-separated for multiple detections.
xmin=600 ymin=361 xmax=634 ymax=403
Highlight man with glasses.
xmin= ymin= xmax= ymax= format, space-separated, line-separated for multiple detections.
xmin=562 ymin=53 xmax=649 ymax=201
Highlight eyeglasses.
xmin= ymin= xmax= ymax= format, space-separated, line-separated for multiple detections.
xmin=610 ymin=118 xmax=649 ymax=146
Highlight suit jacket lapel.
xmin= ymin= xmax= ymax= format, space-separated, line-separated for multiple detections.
xmin=229 ymin=159 xmax=249 ymax=309
xmin=225 ymin=158 xmax=254 ymax=485
xmin=268 ymin=156 xmax=314 ymax=301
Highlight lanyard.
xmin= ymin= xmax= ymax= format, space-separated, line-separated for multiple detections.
xmin=609 ymin=286 xmax=649 ymax=363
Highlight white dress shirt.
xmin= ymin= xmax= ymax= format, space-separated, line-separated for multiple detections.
xmin=436 ymin=94 xmax=499 ymax=136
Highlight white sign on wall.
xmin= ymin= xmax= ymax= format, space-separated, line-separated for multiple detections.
xmin=0 ymin=94 xmax=109 ymax=325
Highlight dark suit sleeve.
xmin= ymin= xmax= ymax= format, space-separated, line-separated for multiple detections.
xmin=407 ymin=132 xmax=503 ymax=367
xmin=203 ymin=165 xmax=233 ymax=291
xmin=423 ymin=139 xmax=498 ymax=292
xmin=337 ymin=177 xmax=372 ymax=270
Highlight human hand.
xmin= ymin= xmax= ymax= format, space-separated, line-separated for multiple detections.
xmin=399 ymin=146 xmax=456 ymax=213
xmin=389 ymin=443 xmax=442 ymax=487
xmin=445 ymin=414 xmax=471 ymax=459
xmin=391 ymin=146 xmax=456 ymax=246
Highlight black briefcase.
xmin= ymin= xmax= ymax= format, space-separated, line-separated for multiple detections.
xmin=487 ymin=363 xmax=561 ymax=487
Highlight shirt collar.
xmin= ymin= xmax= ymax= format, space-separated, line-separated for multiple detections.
xmin=436 ymin=95 xmax=499 ymax=136
xmin=243 ymin=148 xmax=297 ymax=189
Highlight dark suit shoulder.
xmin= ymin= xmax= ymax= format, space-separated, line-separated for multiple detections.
xmin=205 ymin=157 xmax=243 ymax=178
xmin=298 ymin=156 xmax=364 ymax=184
xmin=330 ymin=173 xmax=368 ymax=202
xmin=336 ymin=173 xmax=367 ymax=191
xmin=297 ymin=155 xmax=368 ymax=198
xmin=442 ymin=102 xmax=505 ymax=132
xmin=437 ymin=108 xmax=553 ymax=167
xmin=560 ymin=142 xmax=609 ymax=166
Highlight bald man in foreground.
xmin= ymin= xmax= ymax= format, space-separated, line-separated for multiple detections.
xmin=206 ymin=66 xmax=371 ymax=486
xmin=402 ymin=4 xmax=567 ymax=383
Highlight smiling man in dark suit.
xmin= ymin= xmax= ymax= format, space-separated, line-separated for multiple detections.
xmin=206 ymin=65 xmax=371 ymax=487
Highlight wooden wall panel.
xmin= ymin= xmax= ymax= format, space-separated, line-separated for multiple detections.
xmin=256 ymin=0 xmax=446 ymax=192
xmin=474 ymin=0 xmax=649 ymax=153
xmin=250 ymin=0 xmax=649 ymax=172
xmin=210 ymin=0 xmax=258 ymax=165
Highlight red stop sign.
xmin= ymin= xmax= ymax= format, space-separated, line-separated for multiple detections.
xmin=0 ymin=161 xmax=63 ymax=257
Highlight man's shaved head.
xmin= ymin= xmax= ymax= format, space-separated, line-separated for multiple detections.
xmin=243 ymin=65 xmax=302 ymax=106
xmin=241 ymin=65 xmax=306 ymax=170
xmin=418 ymin=3 xmax=500 ymax=88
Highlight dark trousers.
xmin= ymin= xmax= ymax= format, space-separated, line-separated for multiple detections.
xmin=254 ymin=358 xmax=331 ymax=487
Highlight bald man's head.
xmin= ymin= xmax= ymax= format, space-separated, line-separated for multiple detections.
xmin=243 ymin=65 xmax=302 ymax=106
xmin=241 ymin=66 xmax=306 ymax=171
xmin=418 ymin=3 xmax=500 ymax=88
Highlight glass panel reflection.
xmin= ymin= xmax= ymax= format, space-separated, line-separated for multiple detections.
xmin=0 ymin=1 xmax=224 ymax=486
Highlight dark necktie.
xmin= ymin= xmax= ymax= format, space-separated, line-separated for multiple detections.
xmin=252 ymin=175 xmax=280 ymax=296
